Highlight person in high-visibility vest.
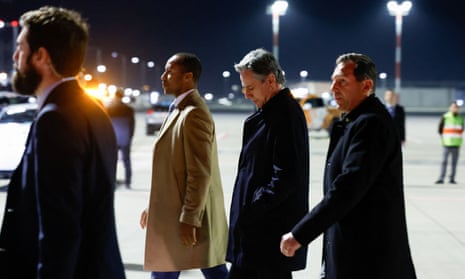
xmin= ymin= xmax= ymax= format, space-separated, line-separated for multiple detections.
xmin=435 ymin=102 xmax=464 ymax=184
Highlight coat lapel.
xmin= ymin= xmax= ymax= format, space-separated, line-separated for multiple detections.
xmin=156 ymin=90 xmax=201 ymax=140
xmin=157 ymin=107 xmax=179 ymax=140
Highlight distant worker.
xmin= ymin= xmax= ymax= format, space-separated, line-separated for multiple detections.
xmin=384 ymin=89 xmax=406 ymax=144
xmin=107 ymin=88 xmax=135 ymax=189
xmin=435 ymin=101 xmax=464 ymax=184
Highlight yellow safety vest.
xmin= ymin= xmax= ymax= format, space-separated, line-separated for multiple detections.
xmin=442 ymin=112 xmax=464 ymax=147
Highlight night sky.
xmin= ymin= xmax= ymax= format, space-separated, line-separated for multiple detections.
xmin=0 ymin=0 xmax=464 ymax=94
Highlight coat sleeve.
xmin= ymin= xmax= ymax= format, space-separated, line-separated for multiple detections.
xmin=291 ymin=115 xmax=392 ymax=245
xmin=438 ymin=116 xmax=444 ymax=135
xmin=242 ymin=110 xmax=308 ymax=225
xmin=398 ymin=105 xmax=406 ymax=141
xmin=35 ymin=109 xmax=86 ymax=276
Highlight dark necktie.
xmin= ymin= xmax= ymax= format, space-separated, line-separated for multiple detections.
xmin=388 ymin=106 xmax=395 ymax=118
xmin=168 ymin=103 xmax=175 ymax=114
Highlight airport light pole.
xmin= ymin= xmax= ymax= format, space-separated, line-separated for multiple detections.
xmin=222 ymin=70 xmax=231 ymax=97
xmin=387 ymin=1 xmax=412 ymax=95
xmin=111 ymin=51 xmax=127 ymax=87
xmin=0 ymin=19 xmax=19 ymax=80
xmin=269 ymin=0 xmax=288 ymax=61
xmin=130 ymin=56 xmax=155 ymax=90
xmin=300 ymin=70 xmax=308 ymax=83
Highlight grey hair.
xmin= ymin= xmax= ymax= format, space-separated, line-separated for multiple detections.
xmin=234 ymin=48 xmax=285 ymax=85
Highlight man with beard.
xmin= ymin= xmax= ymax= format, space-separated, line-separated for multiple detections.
xmin=0 ymin=6 xmax=125 ymax=278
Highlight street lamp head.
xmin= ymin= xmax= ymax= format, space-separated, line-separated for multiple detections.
xmin=271 ymin=0 xmax=288 ymax=16
xmin=300 ymin=70 xmax=308 ymax=79
xmin=96 ymin=64 xmax=106 ymax=73
xmin=131 ymin=56 xmax=140 ymax=64
xmin=222 ymin=71 xmax=231 ymax=78
xmin=387 ymin=1 xmax=412 ymax=16
xmin=147 ymin=61 xmax=155 ymax=68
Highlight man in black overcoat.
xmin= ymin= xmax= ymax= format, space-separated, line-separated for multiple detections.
xmin=281 ymin=53 xmax=417 ymax=279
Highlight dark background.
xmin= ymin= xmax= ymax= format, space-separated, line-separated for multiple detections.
xmin=1 ymin=0 xmax=464 ymax=94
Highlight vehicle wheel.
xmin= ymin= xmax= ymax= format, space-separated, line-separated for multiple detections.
xmin=146 ymin=125 xmax=155 ymax=135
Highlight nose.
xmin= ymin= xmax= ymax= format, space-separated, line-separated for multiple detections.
xmin=160 ymin=72 xmax=166 ymax=81
xmin=12 ymin=48 xmax=18 ymax=62
xmin=241 ymin=88 xmax=251 ymax=99
xmin=330 ymin=80 xmax=337 ymax=92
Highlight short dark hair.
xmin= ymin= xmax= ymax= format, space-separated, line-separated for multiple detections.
xmin=234 ymin=48 xmax=285 ymax=85
xmin=336 ymin=53 xmax=377 ymax=93
xmin=20 ymin=6 xmax=89 ymax=76
xmin=173 ymin=53 xmax=202 ymax=83
xmin=115 ymin=87 xmax=124 ymax=99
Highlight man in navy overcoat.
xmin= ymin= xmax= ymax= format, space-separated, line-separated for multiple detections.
xmin=0 ymin=6 xmax=125 ymax=278
xmin=227 ymin=49 xmax=309 ymax=278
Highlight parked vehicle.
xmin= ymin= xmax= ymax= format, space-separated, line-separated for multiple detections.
xmin=0 ymin=91 xmax=35 ymax=109
xmin=0 ymin=102 xmax=38 ymax=178
xmin=297 ymin=94 xmax=340 ymax=133
xmin=145 ymin=93 xmax=174 ymax=135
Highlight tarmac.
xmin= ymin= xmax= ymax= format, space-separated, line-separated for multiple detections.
xmin=1 ymin=113 xmax=465 ymax=278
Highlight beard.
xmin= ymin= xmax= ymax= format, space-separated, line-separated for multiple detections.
xmin=12 ymin=59 xmax=42 ymax=96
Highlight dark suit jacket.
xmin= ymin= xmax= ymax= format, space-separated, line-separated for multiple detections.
xmin=291 ymin=95 xmax=416 ymax=279
xmin=390 ymin=104 xmax=406 ymax=142
xmin=106 ymin=99 xmax=135 ymax=147
xmin=0 ymin=80 xmax=125 ymax=278
xmin=227 ymin=88 xmax=309 ymax=272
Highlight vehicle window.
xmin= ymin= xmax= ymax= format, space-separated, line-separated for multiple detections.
xmin=0 ymin=109 xmax=37 ymax=123
xmin=304 ymin=98 xmax=325 ymax=108
xmin=151 ymin=103 xmax=170 ymax=112
xmin=0 ymin=95 xmax=32 ymax=106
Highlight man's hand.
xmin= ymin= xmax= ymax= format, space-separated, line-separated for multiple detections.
xmin=140 ymin=209 xmax=148 ymax=229
xmin=180 ymin=223 xmax=197 ymax=247
xmin=280 ymin=232 xmax=302 ymax=257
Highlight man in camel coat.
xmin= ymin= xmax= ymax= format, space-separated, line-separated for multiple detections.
xmin=140 ymin=53 xmax=228 ymax=279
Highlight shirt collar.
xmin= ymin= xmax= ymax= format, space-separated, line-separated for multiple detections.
xmin=172 ymin=89 xmax=195 ymax=108
xmin=37 ymin=77 xmax=76 ymax=108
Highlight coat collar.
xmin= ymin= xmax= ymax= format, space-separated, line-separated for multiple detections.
xmin=247 ymin=88 xmax=291 ymax=121
xmin=261 ymin=87 xmax=291 ymax=112
xmin=340 ymin=94 xmax=378 ymax=124
xmin=157 ymin=89 xmax=202 ymax=139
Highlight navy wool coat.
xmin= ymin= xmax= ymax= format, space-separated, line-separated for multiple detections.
xmin=227 ymin=88 xmax=310 ymax=272
xmin=0 ymin=80 xmax=125 ymax=278
xmin=292 ymin=95 xmax=416 ymax=279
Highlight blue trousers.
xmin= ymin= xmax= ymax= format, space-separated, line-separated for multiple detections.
xmin=150 ymin=264 xmax=228 ymax=279
xmin=228 ymin=264 xmax=291 ymax=279
xmin=438 ymin=146 xmax=460 ymax=181
xmin=118 ymin=144 xmax=132 ymax=186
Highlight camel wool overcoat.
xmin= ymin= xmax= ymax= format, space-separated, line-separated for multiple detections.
xmin=144 ymin=90 xmax=228 ymax=271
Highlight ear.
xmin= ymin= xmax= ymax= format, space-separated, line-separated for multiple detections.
xmin=183 ymin=72 xmax=193 ymax=81
xmin=31 ymin=47 xmax=51 ymax=68
xmin=362 ymin=79 xmax=374 ymax=95
xmin=266 ymin=72 xmax=276 ymax=85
